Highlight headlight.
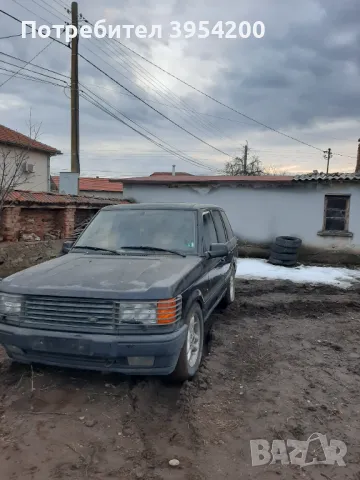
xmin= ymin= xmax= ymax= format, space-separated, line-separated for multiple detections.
xmin=0 ymin=293 xmax=23 ymax=315
xmin=119 ymin=302 xmax=157 ymax=325
xmin=118 ymin=298 xmax=181 ymax=325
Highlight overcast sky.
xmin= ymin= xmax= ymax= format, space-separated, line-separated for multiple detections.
xmin=0 ymin=0 xmax=359 ymax=177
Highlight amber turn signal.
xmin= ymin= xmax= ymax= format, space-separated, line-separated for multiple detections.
xmin=156 ymin=298 xmax=177 ymax=324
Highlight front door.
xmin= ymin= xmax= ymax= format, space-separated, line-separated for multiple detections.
xmin=202 ymin=211 xmax=226 ymax=314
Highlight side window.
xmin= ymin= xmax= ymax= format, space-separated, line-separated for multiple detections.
xmin=221 ymin=212 xmax=234 ymax=239
xmin=203 ymin=212 xmax=218 ymax=251
xmin=212 ymin=210 xmax=227 ymax=242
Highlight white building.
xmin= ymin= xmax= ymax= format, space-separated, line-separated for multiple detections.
xmin=119 ymin=173 xmax=360 ymax=256
xmin=0 ymin=124 xmax=61 ymax=192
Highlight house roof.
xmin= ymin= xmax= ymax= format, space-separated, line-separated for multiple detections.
xmin=52 ymin=176 xmax=123 ymax=192
xmin=5 ymin=190 xmax=127 ymax=206
xmin=0 ymin=125 xmax=61 ymax=155
xmin=150 ymin=171 xmax=193 ymax=176
xmin=294 ymin=172 xmax=360 ymax=182
xmin=116 ymin=174 xmax=294 ymax=185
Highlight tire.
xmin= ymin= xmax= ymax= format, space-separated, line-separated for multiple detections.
xmin=275 ymin=236 xmax=302 ymax=248
xmin=268 ymin=256 xmax=297 ymax=267
xmin=270 ymin=252 xmax=298 ymax=262
xmin=271 ymin=243 xmax=298 ymax=255
xmin=171 ymin=303 xmax=204 ymax=382
xmin=219 ymin=268 xmax=236 ymax=308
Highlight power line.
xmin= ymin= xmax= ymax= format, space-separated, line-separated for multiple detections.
xmin=10 ymin=0 xmax=67 ymax=28
xmin=3 ymin=7 xmax=236 ymax=159
xmin=0 ymin=51 xmax=69 ymax=78
xmin=82 ymin=24 xmax=237 ymax=147
xmin=33 ymin=0 xmax=70 ymax=22
xmin=99 ymin=34 xmax=326 ymax=152
xmin=4 ymin=6 xmax=355 ymax=163
xmin=0 ymin=66 xmax=68 ymax=87
xmin=52 ymin=0 xmax=69 ymax=9
xmin=0 ymin=46 xmax=220 ymax=172
xmin=80 ymin=89 xmax=220 ymax=172
xmin=61 ymin=5 xmax=237 ymax=146
xmin=80 ymin=91 xmax=221 ymax=172
xmin=29 ymin=0 xmax=69 ymax=23
xmin=0 ymin=59 xmax=68 ymax=83
xmin=80 ymin=86 xmax=220 ymax=172
xmin=78 ymin=52 xmax=233 ymax=158
xmin=0 ymin=48 xmax=291 ymax=130
xmin=1 ymin=8 xmax=68 ymax=49
xmin=0 ymin=33 xmax=23 ymax=40
xmin=81 ymin=40 xmax=235 ymax=147
xmin=0 ymin=38 xmax=56 ymax=88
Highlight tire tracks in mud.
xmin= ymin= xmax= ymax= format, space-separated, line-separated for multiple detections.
xmin=125 ymin=374 xmax=207 ymax=479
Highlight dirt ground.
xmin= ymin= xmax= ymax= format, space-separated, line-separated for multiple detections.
xmin=1 ymin=279 xmax=360 ymax=480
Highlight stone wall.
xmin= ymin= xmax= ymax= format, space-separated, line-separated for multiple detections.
xmin=0 ymin=240 xmax=63 ymax=278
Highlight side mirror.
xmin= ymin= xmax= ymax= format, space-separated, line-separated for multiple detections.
xmin=61 ymin=240 xmax=74 ymax=255
xmin=207 ymin=243 xmax=229 ymax=258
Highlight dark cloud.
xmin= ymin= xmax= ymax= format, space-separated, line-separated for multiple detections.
xmin=0 ymin=0 xmax=359 ymax=176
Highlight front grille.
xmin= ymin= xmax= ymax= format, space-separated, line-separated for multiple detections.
xmin=23 ymin=296 xmax=115 ymax=332
xmin=20 ymin=295 xmax=182 ymax=333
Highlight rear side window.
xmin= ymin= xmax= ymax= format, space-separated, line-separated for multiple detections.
xmin=212 ymin=210 xmax=227 ymax=242
xmin=221 ymin=212 xmax=234 ymax=239
xmin=203 ymin=212 xmax=218 ymax=250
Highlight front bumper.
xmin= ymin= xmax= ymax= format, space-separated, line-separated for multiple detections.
xmin=0 ymin=323 xmax=188 ymax=375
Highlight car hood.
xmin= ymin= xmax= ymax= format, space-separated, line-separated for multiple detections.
xmin=0 ymin=253 xmax=204 ymax=299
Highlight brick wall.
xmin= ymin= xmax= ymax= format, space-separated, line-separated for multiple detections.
xmin=19 ymin=208 xmax=61 ymax=240
xmin=1 ymin=206 xmax=101 ymax=242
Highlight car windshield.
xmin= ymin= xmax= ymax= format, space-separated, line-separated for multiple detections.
xmin=74 ymin=209 xmax=197 ymax=255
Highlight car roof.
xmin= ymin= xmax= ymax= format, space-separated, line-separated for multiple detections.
xmin=102 ymin=203 xmax=224 ymax=211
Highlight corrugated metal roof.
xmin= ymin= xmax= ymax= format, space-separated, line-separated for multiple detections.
xmin=5 ymin=190 xmax=127 ymax=205
xmin=0 ymin=125 xmax=61 ymax=155
xmin=294 ymin=172 xmax=360 ymax=182
xmin=52 ymin=176 xmax=123 ymax=192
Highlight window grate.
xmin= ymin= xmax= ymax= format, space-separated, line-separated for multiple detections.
xmin=323 ymin=195 xmax=350 ymax=232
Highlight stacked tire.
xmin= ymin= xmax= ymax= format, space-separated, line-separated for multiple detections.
xmin=269 ymin=236 xmax=302 ymax=267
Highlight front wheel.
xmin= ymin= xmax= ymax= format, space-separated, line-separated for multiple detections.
xmin=171 ymin=303 xmax=204 ymax=382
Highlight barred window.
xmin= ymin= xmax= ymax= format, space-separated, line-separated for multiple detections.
xmin=323 ymin=195 xmax=350 ymax=231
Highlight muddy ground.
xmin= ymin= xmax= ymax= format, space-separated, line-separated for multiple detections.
xmin=1 ymin=279 xmax=360 ymax=480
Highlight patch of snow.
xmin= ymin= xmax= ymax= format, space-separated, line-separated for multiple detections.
xmin=236 ymin=258 xmax=360 ymax=288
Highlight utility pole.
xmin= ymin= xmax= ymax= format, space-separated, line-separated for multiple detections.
xmin=243 ymin=141 xmax=248 ymax=174
xmin=324 ymin=148 xmax=332 ymax=174
xmin=71 ymin=1 xmax=80 ymax=174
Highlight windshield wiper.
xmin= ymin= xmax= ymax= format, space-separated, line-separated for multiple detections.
xmin=72 ymin=245 xmax=121 ymax=255
xmin=120 ymin=246 xmax=186 ymax=257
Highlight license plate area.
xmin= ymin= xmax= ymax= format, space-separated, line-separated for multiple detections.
xmin=31 ymin=337 xmax=91 ymax=355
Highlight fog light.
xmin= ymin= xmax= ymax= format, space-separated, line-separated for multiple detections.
xmin=127 ymin=356 xmax=154 ymax=367
xmin=6 ymin=345 xmax=23 ymax=355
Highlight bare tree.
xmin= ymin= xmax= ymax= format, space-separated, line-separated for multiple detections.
xmin=262 ymin=164 xmax=290 ymax=176
xmin=0 ymin=113 xmax=41 ymax=222
xmin=224 ymin=145 xmax=265 ymax=176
